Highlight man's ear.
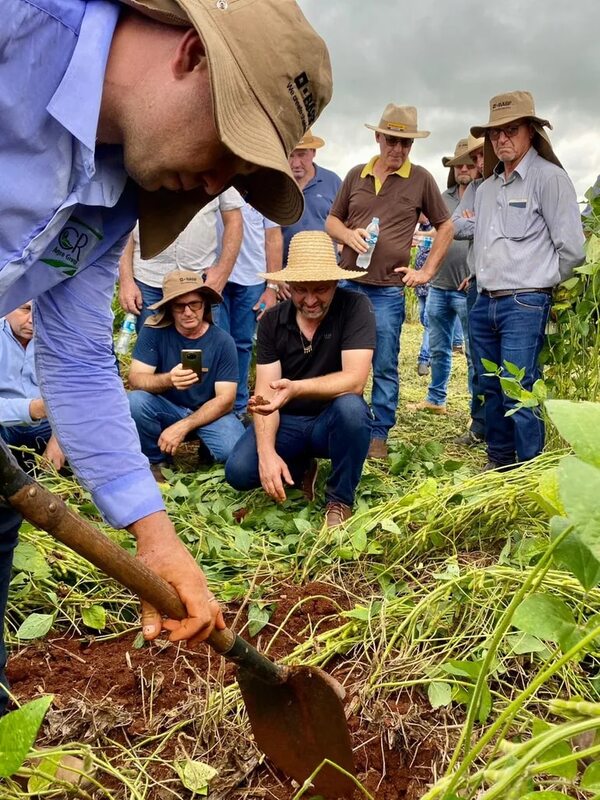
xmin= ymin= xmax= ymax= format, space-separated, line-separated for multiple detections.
xmin=172 ymin=29 xmax=206 ymax=78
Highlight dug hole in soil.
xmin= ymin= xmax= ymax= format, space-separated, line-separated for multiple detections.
xmin=8 ymin=581 xmax=446 ymax=799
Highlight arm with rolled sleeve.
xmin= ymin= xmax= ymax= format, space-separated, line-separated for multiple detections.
xmin=540 ymin=172 xmax=586 ymax=282
xmin=33 ymin=236 xmax=164 ymax=530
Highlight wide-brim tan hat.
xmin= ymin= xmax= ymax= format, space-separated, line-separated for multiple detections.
xmin=260 ymin=231 xmax=365 ymax=282
xmin=442 ymin=138 xmax=471 ymax=188
xmin=145 ymin=269 xmax=222 ymax=327
xmin=446 ymin=133 xmax=485 ymax=167
xmin=471 ymin=90 xmax=563 ymax=178
xmin=294 ymin=128 xmax=325 ymax=150
xmin=120 ymin=0 xmax=332 ymax=258
xmin=365 ymin=103 xmax=430 ymax=139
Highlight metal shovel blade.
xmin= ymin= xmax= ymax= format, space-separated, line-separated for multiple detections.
xmin=238 ymin=665 xmax=356 ymax=798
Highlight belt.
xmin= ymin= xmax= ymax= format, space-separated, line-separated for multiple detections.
xmin=480 ymin=288 xmax=552 ymax=299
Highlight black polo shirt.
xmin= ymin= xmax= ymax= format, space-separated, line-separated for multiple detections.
xmin=256 ymin=287 xmax=376 ymax=416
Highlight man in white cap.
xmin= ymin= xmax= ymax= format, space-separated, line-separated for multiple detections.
xmin=326 ymin=104 xmax=453 ymax=459
xmin=467 ymin=91 xmax=585 ymax=469
xmin=225 ymin=231 xmax=375 ymax=528
xmin=282 ymin=130 xmax=342 ymax=263
xmin=0 ymin=0 xmax=332 ymax=713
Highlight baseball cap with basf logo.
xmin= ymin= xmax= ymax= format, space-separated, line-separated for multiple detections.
xmin=120 ymin=0 xmax=332 ymax=258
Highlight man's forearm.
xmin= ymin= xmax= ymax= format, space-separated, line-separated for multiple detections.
xmin=211 ymin=212 xmax=243 ymax=284
xmin=293 ymin=370 xmax=365 ymax=400
xmin=129 ymin=371 xmax=173 ymax=393
xmin=325 ymin=215 xmax=350 ymax=246
xmin=254 ymin=410 xmax=280 ymax=456
xmin=421 ymin=220 xmax=454 ymax=277
xmin=182 ymin=395 xmax=234 ymax=432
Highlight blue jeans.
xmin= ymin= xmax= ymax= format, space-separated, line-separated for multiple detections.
xmin=469 ymin=292 xmax=550 ymax=464
xmin=417 ymin=295 xmax=430 ymax=365
xmin=134 ymin=281 xmax=163 ymax=333
xmin=215 ymin=282 xmax=265 ymax=414
xmin=0 ymin=421 xmax=53 ymax=470
xmin=425 ymin=287 xmax=471 ymax=406
xmin=225 ymin=394 xmax=372 ymax=507
xmin=342 ymin=283 xmax=405 ymax=440
xmin=467 ymin=280 xmax=485 ymax=437
xmin=128 ymin=392 xmax=244 ymax=464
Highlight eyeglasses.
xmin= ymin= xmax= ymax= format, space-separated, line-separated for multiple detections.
xmin=488 ymin=123 xmax=524 ymax=142
xmin=171 ymin=300 xmax=204 ymax=314
xmin=383 ymin=135 xmax=413 ymax=148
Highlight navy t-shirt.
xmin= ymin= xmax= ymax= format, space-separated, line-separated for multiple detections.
xmin=133 ymin=324 xmax=239 ymax=411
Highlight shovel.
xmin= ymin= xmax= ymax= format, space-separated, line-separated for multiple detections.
xmin=0 ymin=444 xmax=356 ymax=798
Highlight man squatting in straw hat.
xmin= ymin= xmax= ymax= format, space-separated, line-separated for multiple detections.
xmin=127 ymin=271 xmax=244 ymax=478
xmin=225 ymin=231 xmax=376 ymax=529
xmin=326 ymin=104 xmax=454 ymax=461
xmin=0 ymin=0 xmax=332 ymax=713
xmin=449 ymin=91 xmax=585 ymax=469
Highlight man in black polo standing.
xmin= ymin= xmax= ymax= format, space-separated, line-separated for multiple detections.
xmin=225 ymin=231 xmax=375 ymax=527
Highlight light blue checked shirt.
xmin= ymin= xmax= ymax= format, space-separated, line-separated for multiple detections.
xmin=470 ymin=147 xmax=585 ymax=291
xmin=0 ymin=319 xmax=40 ymax=427
xmin=0 ymin=0 xmax=164 ymax=528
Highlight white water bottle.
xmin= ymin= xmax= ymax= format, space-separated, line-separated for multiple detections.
xmin=356 ymin=217 xmax=380 ymax=269
xmin=115 ymin=313 xmax=137 ymax=354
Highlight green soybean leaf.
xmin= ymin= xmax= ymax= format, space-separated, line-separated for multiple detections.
xmin=27 ymin=754 xmax=59 ymax=793
xmin=247 ymin=603 xmax=272 ymax=637
xmin=506 ymin=632 xmax=550 ymax=656
xmin=559 ymin=456 xmax=600 ymax=560
xmin=499 ymin=377 xmax=525 ymax=401
xmin=82 ymin=605 xmax=106 ymax=631
xmin=351 ymin=527 xmax=367 ymax=553
xmin=12 ymin=542 xmax=50 ymax=579
xmin=16 ymin=613 xmax=54 ymax=641
xmin=173 ymin=759 xmax=217 ymax=795
xmin=481 ymin=358 xmax=498 ymax=373
xmin=547 ymin=399 xmax=600 ymax=467
xmin=512 ymin=594 xmax=577 ymax=642
xmin=521 ymin=793 xmax=571 ymax=800
xmin=428 ymin=682 xmax=452 ymax=709
xmin=582 ymin=761 xmax=600 ymax=790
xmin=0 ymin=695 xmax=53 ymax=777
xmin=552 ymin=523 xmax=600 ymax=590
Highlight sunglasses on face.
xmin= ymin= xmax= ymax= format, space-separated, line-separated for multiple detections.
xmin=171 ymin=300 xmax=204 ymax=314
xmin=488 ymin=123 xmax=525 ymax=142
xmin=383 ymin=135 xmax=413 ymax=148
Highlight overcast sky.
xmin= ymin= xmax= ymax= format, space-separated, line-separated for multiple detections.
xmin=298 ymin=0 xmax=600 ymax=203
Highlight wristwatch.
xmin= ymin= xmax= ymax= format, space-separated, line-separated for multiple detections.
xmin=266 ymin=282 xmax=279 ymax=292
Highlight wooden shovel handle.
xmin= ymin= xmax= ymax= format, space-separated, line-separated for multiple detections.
xmin=0 ymin=445 xmax=287 ymax=685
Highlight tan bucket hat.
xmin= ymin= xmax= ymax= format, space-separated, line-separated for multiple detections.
xmin=446 ymin=133 xmax=485 ymax=167
xmin=442 ymin=138 xmax=471 ymax=188
xmin=259 ymin=231 xmax=365 ymax=282
xmin=145 ymin=269 xmax=222 ymax=327
xmin=365 ymin=104 xmax=430 ymax=139
xmin=293 ymin=129 xmax=325 ymax=150
xmin=470 ymin=90 xmax=563 ymax=178
xmin=120 ymin=0 xmax=332 ymax=258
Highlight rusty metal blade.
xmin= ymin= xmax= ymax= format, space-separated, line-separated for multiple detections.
xmin=238 ymin=664 xmax=356 ymax=798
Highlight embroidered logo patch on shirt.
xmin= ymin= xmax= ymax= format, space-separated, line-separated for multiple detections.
xmin=40 ymin=213 xmax=104 ymax=277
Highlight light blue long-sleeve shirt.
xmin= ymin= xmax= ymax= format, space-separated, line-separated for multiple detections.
xmin=471 ymin=148 xmax=585 ymax=291
xmin=0 ymin=320 xmax=40 ymax=427
xmin=0 ymin=0 xmax=164 ymax=528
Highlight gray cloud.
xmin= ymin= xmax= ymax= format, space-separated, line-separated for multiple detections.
xmin=299 ymin=0 xmax=600 ymax=199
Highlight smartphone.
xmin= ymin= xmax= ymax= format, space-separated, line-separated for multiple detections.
xmin=181 ymin=349 xmax=203 ymax=380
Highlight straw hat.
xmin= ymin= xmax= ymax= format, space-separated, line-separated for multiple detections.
xmin=120 ymin=0 xmax=333 ymax=258
xmin=259 ymin=231 xmax=365 ymax=282
xmin=442 ymin=138 xmax=472 ymax=188
xmin=293 ymin=129 xmax=325 ymax=150
xmin=470 ymin=90 xmax=563 ymax=178
xmin=365 ymin=104 xmax=430 ymax=139
xmin=145 ymin=270 xmax=222 ymax=327
xmin=446 ymin=134 xmax=485 ymax=167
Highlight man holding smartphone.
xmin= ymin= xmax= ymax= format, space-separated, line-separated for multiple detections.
xmin=128 ymin=271 xmax=244 ymax=479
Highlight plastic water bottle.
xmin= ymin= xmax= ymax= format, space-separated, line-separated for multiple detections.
xmin=115 ymin=313 xmax=137 ymax=354
xmin=356 ymin=217 xmax=380 ymax=269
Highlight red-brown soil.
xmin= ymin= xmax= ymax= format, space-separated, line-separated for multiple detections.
xmin=8 ymin=581 xmax=444 ymax=799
